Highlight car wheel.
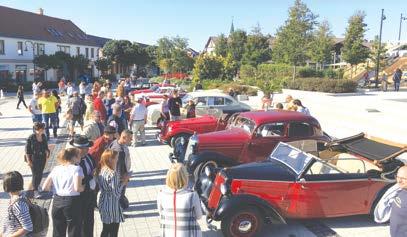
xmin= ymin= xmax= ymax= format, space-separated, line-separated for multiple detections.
xmin=221 ymin=207 xmax=263 ymax=237
xmin=170 ymin=133 xmax=191 ymax=148
xmin=194 ymin=160 xmax=218 ymax=181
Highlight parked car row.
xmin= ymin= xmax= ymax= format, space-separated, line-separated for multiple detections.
xmin=156 ymin=106 xmax=406 ymax=236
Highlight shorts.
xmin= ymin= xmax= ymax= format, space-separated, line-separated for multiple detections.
xmin=71 ymin=114 xmax=84 ymax=127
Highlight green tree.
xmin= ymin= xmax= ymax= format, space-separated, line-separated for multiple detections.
xmin=95 ymin=58 xmax=112 ymax=75
xmin=242 ymin=25 xmax=272 ymax=67
xmin=156 ymin=36 xmax=194 ymax=73
xmin=272 ymin=0 xmax=318 ymax=79
xmin=214 ymin=34 xmax=228 ymax=57
xmin=227 ymin=29 xmax=247 ymax=64
xmin=102 ymin=40 xmax=133 ymax=66
xmin=192 ymin=55 xmax=224 ymax=82
xmin=369 ymin=35 xmax=387 ymax=73
xmin=222 ymin=53 xmax=238 ymax=80
xmin=342 ymin=11 xmax=370 ymax=79
xmin=309 ymin=20 xmax=334 ymax=69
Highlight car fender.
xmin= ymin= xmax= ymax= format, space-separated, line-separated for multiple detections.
xmin=187 ymin=151 xmax=238 ymax=173
xmin=169 ymin=128 xmax=195 ymax=139
xmin=213 ymin=194 xmax=286 ymax=224
xmin=369 ymin=182 xmax=396 ymax=216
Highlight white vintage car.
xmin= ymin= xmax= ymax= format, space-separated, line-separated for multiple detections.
xmin=146 ymin=91 xmax=252 ymax=126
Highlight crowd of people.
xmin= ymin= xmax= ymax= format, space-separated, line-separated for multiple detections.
xmin=261 ymin=93 xmax=311 ymax=115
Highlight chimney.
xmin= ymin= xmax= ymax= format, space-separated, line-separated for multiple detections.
xmin=37 ymin=8 xmax=44 ymax=15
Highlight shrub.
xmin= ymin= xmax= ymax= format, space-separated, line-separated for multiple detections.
xmin=285 ymin=78 xmax=357 ymax=93
xmin=298 ymin=67 xmax=324 ymax=78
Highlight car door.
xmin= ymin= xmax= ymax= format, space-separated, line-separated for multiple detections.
xmin=245 ymin=122 xmax=288 ymax=163
xmin=295 ymin=159 xmax=371 ymax=218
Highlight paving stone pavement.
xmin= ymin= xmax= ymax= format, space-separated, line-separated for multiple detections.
xmin=1 ymin=90 xmax=405 ymax=237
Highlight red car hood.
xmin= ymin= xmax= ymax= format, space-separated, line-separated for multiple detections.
xmin=169 ymin=115 xmax=217 ymax=127
xmin=131 ymin=89 xmax=153 ymax=94
xmin=198 ymin=128 xmax=251 ymax=145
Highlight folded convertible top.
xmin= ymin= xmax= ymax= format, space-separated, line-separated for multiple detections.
xmin=336 ymin=133 xmax=404 ymax=161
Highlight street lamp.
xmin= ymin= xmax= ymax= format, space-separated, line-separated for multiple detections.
xmin=375 ymin=9 xmax=386 ymax=88
xmin=24 ymin=40 xmax=38 ymax=82
xmin=398 ymin=13 xmax=406 ymax=45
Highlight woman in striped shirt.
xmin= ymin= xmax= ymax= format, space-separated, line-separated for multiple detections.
xmin=157 ymin=163 xmax=203 ymax=237
xmin=1 ymin=171 xmax=33 ymax=237
xmin=97 ymin=149 xmax=129 ymax=237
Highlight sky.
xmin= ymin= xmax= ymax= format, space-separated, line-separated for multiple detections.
xmin=1 ymin=0 xmax=407 ymax=51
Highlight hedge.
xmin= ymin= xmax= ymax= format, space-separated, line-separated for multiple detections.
xmin=285 ymin=78 xmax=357 ymax=93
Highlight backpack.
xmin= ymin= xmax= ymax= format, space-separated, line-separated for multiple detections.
xmin=10 ymin=197 xmax=49 ymax=234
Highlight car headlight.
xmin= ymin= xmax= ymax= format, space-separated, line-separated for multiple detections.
xmin=220 ymin=183 xmax=229 ymax=195
xmin=167 ymin=126 xmax=172 ymax=132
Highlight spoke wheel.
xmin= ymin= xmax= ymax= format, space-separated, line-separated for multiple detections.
xmin=221 ymin=207 xmax=263 ymax=237
xmin=194 ymin=160 xmax=218 ymax=181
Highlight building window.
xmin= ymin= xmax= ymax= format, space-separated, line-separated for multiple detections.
xmin=0 ymin=65 xmax=9 ymax=80
xmin=77 ymin=47 xmax=80 ymax=56
xmin=17 ymin=42 xmax=23 ymax=55
xmin=85 ymin=48 xmax=89 ymax=58
xmin=0 ymin=40 xmax=4 ymax=55
xmin=57 ymin=45 xmax=70 ymax=54
xmin=36 ymin=44 xmax=45 ymax=56
xmin=91 ymin=48 xmax=94 ymax=58
xmin=15 ymin=65 xmax=27 ymax=82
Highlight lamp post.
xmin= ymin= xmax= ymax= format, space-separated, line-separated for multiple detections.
xmin=375 ymin=9 xmax=386 ymax=88
xmin=398 ymin=13 xmax=406 ymax=45
xmin=24 ymin=40 xmax=37 ymax=82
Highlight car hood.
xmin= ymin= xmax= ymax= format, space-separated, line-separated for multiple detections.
xmin=198 ymin=128 xmax=250 ymax=144
xmin=224 ymin=159 xmax=297 ymax=181
xmin=169 ymin=116 xmax=217 ymax=126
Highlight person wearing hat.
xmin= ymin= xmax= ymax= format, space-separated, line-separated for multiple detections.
xmin=69 ymin=135 xmax=97 ymax=237
xmin=68 ymin=91 xmax=86 ymax=137
xmin=89 ymin=125 xmax=117 ymax=164
xmin=38 ymin=89 xmax=59 ymax=139
xmin=129 ymin=96 xmax=147 ymax=147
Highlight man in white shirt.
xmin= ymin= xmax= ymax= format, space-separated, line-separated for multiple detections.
xmin=129 ymin=96 xmax=147 ymax=147
xmin=28 ymin=93 xmax=42 ymax=123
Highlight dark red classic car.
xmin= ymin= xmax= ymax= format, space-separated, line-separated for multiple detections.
xmin=196 ymin=136 xmax=406 ymax=237
xmin=158 ymin=113 xmax=236 ymax=147
xmin=185 ymin=110 xmax=331 ymax=178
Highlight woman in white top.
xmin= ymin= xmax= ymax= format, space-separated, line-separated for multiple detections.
xmin=157 ymin=163 xmax=202 ymax=237
xmin=42 ymin=148 xmax=84 ymax=237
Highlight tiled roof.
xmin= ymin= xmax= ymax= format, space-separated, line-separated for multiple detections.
xmin=0 ymin=5 xmax=99 ymax=47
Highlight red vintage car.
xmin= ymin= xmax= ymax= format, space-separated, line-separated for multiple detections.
xmin=196 ymin=136 xmax=406 ymax=237
xmin=130 ymin=84 xmax=176 ymax=95
xmin=185 ymin=110 xmax=331 ymax=178
xmin=158 ymin=113 xmax=234 ymax=147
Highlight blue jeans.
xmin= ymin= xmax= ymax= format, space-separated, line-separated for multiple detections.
xmin=32 ymin=114 xmax=43 ymax=123
xmin=395 ymin=82 xmax=400 ymax=91
xmin=42 ymin=113 xmax=58 ymax=138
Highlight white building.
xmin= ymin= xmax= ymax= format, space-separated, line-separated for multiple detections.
xmin=0 ymin=6 xmax=109 ymax=82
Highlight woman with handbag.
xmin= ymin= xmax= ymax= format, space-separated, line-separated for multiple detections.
xmin=25 ymin=122 xmax=50 ymax=199
xmin=157 ymin=163 xmax=202 ymax=237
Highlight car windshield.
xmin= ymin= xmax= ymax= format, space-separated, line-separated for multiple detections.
xmin=229 ymin=116 xmax=256 ymax=134
xmin=268 ymin=142 xmax=314 ymax=175
xmin=182 ymin=94 xmax=193 ymax=104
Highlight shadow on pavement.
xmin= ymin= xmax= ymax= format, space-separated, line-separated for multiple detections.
xmin=131 ymin=169 xmax=167 ymax=178
xmin=127 ymin=178 xmax=165 ymax=188
xmin=320 ymin=214 xmax=388 ymax=228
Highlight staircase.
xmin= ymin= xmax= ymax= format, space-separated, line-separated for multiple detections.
xmin=384 ymin=57 xmax=407 ymax=76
